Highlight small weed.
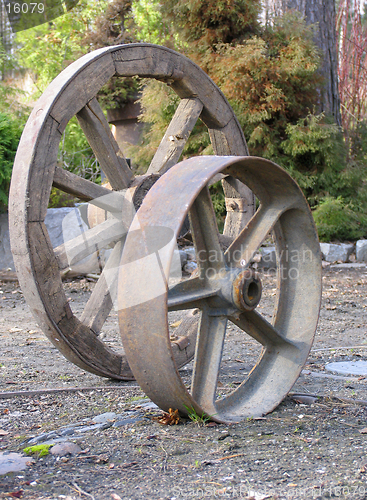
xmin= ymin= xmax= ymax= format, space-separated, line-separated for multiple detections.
xmin=195 ymin=460 xmax=200 ymax=468
xmin=184 ymin=405 xmax=214 ymax=426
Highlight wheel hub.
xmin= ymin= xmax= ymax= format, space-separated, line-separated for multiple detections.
xmin=232 ymin=269 xmax=262 ymax=311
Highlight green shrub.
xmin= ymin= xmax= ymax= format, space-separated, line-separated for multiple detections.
xmin=312 ymin=196 xmax=367 ymax=242
xmin=0 ymin=112 xmax=23 ymax=211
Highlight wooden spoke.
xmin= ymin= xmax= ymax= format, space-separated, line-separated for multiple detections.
xmin=77 ymin=97 xmax=133 ymax=190
xmin=191 ymin=309 xmax=227 ymax=411
xmin=54 ymin=218 xmax=125 ymax=270
xmin=80 ymin=240 xmax=123 ymax=334
xmin=225 ymin=204 xmax=284 ymax=267
xmin=189 ymin=186 xmax=226 ymax=277
xmin=147 ymin=98 xmax=203 ymax=175
xmin=167 ymin=276 xmax=218 ymax=311
xmin=53 ymin=166 xmax=112 ymax=201
xmin=229 ymin=310 xmax=297 ymax=349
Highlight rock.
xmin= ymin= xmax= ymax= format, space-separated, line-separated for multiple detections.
xmin=185 ymin=246 xmax=196 ymax=261
xmin=139 ymin=401 xmax=159 ymax=410
xmin=178 ymin=249 xmax=188 ymax=266
xmin=113 ymin=417 xmax=143 ymax=427
xmin=74 ymin=422 xmax=112 ymax=433
xmin=50 ymin=442 xmax=81 ymax=456
xmin=184 ymin=261 xmax=198 ymax=274
xmin=59 ymin=428 xmax=76 ymax=437
xmin=356 ymin=240 xmax=367 ymax=261
xmin=0 ymin=214 xmax=14 ymax=271
xmin=319 ymin=242 xmax=354 ymax=263
xmin=0 ymin=207 xmax=111 ymax=275
xmin=92 ymin=412 xmax=117 ymax=424
xmin=259 ymin=246 xmax=277 ymax=269
xmin=330 ymin=262 xmax=366 ymax=269
xmin=0 ymin=452 xmax=34 ymax=475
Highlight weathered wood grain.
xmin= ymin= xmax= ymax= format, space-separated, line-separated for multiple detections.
xmin=54 ymin=218 xmax=125 ymax=270
xmin=80 ymin=240 xmax=123 ymax=334
xmin=77 ymin=98 xmax=133 ymax=190
xmin=147 ymin=98 xmax=203 ymax=175
xmin=53 ymin=166 xmax=112 ymax=201
xmin=113 ymin=44 xmax=234 ymax=129
xmin=50 ymin=53 xmax=116 ymax=130
xmin=209 ymin=118 xmax=255 ymax=237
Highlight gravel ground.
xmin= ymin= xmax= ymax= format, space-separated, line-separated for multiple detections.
xmin=0 ymin=266 xmax=367 ymax=499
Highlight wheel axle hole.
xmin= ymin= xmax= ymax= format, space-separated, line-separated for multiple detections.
xmin=242 ymin=278 xmax=262 ymax=309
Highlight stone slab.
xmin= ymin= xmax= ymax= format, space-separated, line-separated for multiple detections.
xmin=325 ymin=360 xmax=367 ymax=376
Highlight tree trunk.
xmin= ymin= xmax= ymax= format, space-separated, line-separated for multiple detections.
xmin=263 ymin=0 xmax=342 ymax=127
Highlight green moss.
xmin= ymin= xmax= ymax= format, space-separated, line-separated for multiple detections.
xmin=23 ymin=444 xmax=53 ymax=457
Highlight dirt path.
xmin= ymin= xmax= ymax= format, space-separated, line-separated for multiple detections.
xmin=0 ymin=267 xmax=367 ymax=499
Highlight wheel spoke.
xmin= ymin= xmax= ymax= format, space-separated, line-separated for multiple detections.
xmin=225 ymin=203 xmax=284 ymax=267
xmin=147 ymin=98 xmax=203 ymax=175
xmin=191 ymin=308 xmax=227 ymax=411
xmin=168 ymin=276 xmax=219 ymax=311
xmin=53 ymin=166 xmax=112 ymax=201
xmin=77 ymin=97 xmax=133 ymax=190
xmin=54 ymin=218 xmax=125 ymax=270
xmin=189 ymin=186 xmax=226 ymax=277
xmin=229 ymin=310 xmax=297 ymax=348
xmin=53 ymin=166 xmax=130 ymax=217
xmin=80 ymin=240 xmax=123 ymax=334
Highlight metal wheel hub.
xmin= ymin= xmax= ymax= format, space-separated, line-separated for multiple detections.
xmin=232 ymin=269 xmax=262 ymax=312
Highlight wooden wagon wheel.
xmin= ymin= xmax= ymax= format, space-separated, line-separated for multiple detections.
xmin=118 ymin=156 xmax=322 ymax=422
xmin=9 ymin=44 xmax=253 ymax=380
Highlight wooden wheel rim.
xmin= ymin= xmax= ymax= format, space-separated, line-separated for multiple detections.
xmin=9 ymin=44 xmax=249 ymax=379
xmin=118 ymin=156 xmax=322 ymax=422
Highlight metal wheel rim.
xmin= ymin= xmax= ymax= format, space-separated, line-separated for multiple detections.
xmin=118 ymin=155 xmax=322 ymax=422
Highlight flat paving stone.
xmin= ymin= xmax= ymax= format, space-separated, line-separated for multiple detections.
xmin=0 ymin=452 xmax=34 ymax=475
xmin=325 ymin=360 xmax=367 ymax=376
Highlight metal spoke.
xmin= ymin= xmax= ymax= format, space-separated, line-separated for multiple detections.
xmin=77 ymin=97 xmax=133 ymax=190
xmin=191 ymin=308 xmax=227 ymax=412
xmin=189 ymin=186 xmax=226 ymax=277
xmin=229 ymin=310 xmax=297 ymax=349
xmin=168 ymin=276 xmax=219 ymax=311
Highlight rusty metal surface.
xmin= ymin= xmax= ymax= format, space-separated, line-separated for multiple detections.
xmin=118 ymin=156 xmax=322 ymax=423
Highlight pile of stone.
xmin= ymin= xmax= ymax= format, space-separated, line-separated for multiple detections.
xmin=2 ymin=207 xmax=367 ymax=274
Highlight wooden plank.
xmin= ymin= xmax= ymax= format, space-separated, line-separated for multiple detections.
xmin=113 ymin=44 xmax=185 ymax=80
xmin=222 ymin=176 xmax=256 ymax=239
xmin=53 ymin=166 xmax=112 ymax=201
xmin=77 ymin=98 xmax=133 ymax=190
xmin=209 ymin=117 xmax=249 ymax=156
xmin=54 ymin=218 xmax=125 ymax=270
xmin=80 ymin=240 xmax=123 ymax=334
xmin=50 ymin=53 xmax=116 ymax=130
xmin=147 ymin=98 xmax=203 ymax=175
xmin=209 ymin=118 xmax=255 ymax=237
